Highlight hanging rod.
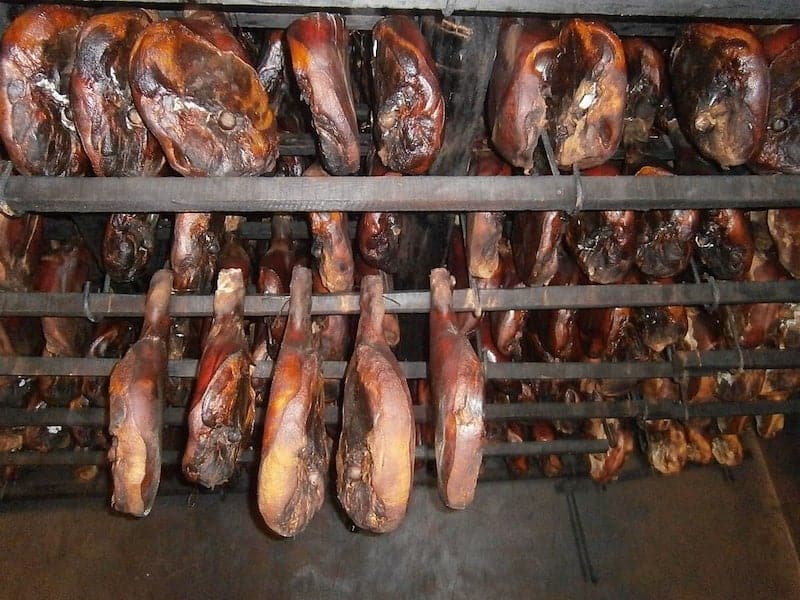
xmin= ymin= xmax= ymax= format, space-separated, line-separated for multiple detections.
xmin=3 ymin=175 xmax=799 ymax=215
xmin=2 ymin=397 xmax=796 ymax=429
xmin=0 ymin=437 xmax=612 ymax=466
xmin=0 ymin=349 xmax=797 ymax=381
xmin=53 ymin=0 xmax=799 ymax=20
xmin=1 ymin=280 xmax=799 ymax=318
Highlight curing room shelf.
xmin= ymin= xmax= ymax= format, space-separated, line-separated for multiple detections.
xmin=3 ymin=174 xmax=799 ymax=214
xmin=53 ymin=0 xmax=799 ymax=20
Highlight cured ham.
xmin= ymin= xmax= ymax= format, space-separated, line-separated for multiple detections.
xmin=487 ymin=19 xmax=556 ymax=172
xmin=0 ymin=214 xmax=43 ymax=292
xmin=258 ymin=266 xmax=329 ymax=537
xmin=466 ymin=143 xmax=512 ymax=279
xmin=171 ymin=213 xmax=221 ymax=294
xmin=767 ymin=209 xmax=800 ymax=278
xmin=182 ymin=268 xmax=255 ymax=488
xmin=129 ymin=16 xmax=278 ymax=177
xmin=354 ymin=255 xmax=400 ymax=349
xmin=372 ymin=15 xmax=444 ymax=175
xmin=287 ymin=14 xmax=360 ymax=175
xmin=337 ymin=274 xmax=415 ymax=532
xmin=429 ymin=267 xmax=485 ymax=509
xmin=695 ymin=209 xmax=754 ymax=281
xmin=750 ymin=27 xmax=800 ymax=174
xmin=511 ymin=210 xmax=567 ymax=287
xmin=548 ymin=20 xmax=627 ymax=169
xmin=0 ymin=5 xmax=89 ymax=176
xmin=357 ymin=160 xmax=402 ymax=274
xmin=622 ymin=38 xmax=667 ymax=164
xmin=670 ymin=24 xmax=769 ymax=167
xmin=108 ymin=269 xmax=173 ymax=517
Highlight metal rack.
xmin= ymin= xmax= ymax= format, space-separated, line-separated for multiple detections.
xmin=0 ymin=0 xmax=798 ymax=499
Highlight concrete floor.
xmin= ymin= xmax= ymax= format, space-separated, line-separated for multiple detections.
xmin=1 ymin=434 xmax=799 ymax=599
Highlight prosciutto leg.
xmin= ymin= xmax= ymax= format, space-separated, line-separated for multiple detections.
xmin=372 ymin=16 xmax=444 ymax=174
xmin=258 ymin=266 xmax=329 ymax=537
xmin=430 ymin=267 xmax=485 ymax=509
xmin=182 ymin=268 xmax=256 ymax=488
xmin=108 ymin=270 xmax=173 ymax=517
xmin=337 ymin=274 xmax=415 ymax=532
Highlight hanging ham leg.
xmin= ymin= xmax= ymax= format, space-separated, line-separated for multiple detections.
xmin=171 ymin=213 xmax=221 ymax=294
xmin=750 ymin=30 xmax=800 ymax=173
xmin=129 ymin=17 xmax=278 ymax=177
xmin=548 ymin=20 xmax=627 ymax=170
xmin=636 ymin=291 xmax=688 ymax=354
xmin=355 ymin=255 xmax=400 ymax=348
xmin=670 ymin=24 xmax=769 ymax=168
xmin=258 ymin=266 xmax=329 ymax=537
xmin=490 ymin=239 xmax=528 ymax=358
xmin=182 ymin=268 xmax=256 ymax=488
xmin=0 ymin=5 xmax=89 ymax=176
xmin=487 ymin=18 xmax=556 ymax=172
xmin=430 ymin=267 xmax=485 ymax=509
xmin=567 ymin=164 xmax=636 ymax=284
xmin=372 ymin=15 xmax=444 ymax=174
xmin=337 ymin=274 xmax=415 ymax=533
xmin=767 ymin=209 xmax=800 ymax=278
xmin=304 ymin=163 xmax=354 ymax=293
xmin=447 ymin=223 xmax=480 ymax=335
xmin=634 ymin=166 xmax=700 ymax=279
xmin=108 ymin=269 xmax=172 ymax=517
xmin=622 ymin=39 xmax=667 ymax=165
xmin=466 ymin=142 xmax=512 ymax=279
xmin=695 ymin=209 xmax=754 ymax=281
xmin=511 ymin=209 xmax=567 ymax=287
xmin=357 ymin=160 xmax=402 ymax=274
xmin=0 ymin=213 xmax=42 ymax=292
xmin=287 ymin=13 xmax=359 ymax=175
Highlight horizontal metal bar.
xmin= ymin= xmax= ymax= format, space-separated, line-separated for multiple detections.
xmin=0 ymin=437 xmax=609 ymax=465
xmin=5 ymin=175 xmax=800 ymax=214
xmin=54 ymin=0 xmax=800 ymax=20
xmin=0 ymin=350 xmax=799 ymax=381
xmin=4 ymin=397 xmax=796 ymax=428
xmin=2 ymin=280 xmax=799 ymax=318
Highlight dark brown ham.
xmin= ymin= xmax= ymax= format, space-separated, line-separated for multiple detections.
xmin=429 ymin=267 xmax=485 ymax=509
xmin=129 ymin=18 xmax=278 ymax=177
xmin=585 ymin=416 xmax=632 ymax=484
xmin=511 ymin=209 xmax=567 ymax=287
xmin=639 ymin=376 xmax=688 ymax=475
xmin=337 ymin=274 xmax=414 ymax=532
xmin=681 ymin=307 xmax=723 ymax=403
xmin=71 ymin=10 xmax=164 ymax=177
xmin=491 ymin=239 xmax=528 ymax=358
xmin=622 ymin=39 xmax=667 ymax=163
xmin=750 ymin=29 xmax=800 ymax=173
xmin=171 ymin=213 xmax=221 ymax=294
xmin=768 ymin=209 xmax=800 ymax=278
xmin=108 ymin=269 xmax=172 ymax=517
xmin=357 ymin=160 xmax=402 ymax=274
xmin=634 ymin=166 xmax=700 ymax=279
xmin=165 ymin=317 xmax=200 ymax=407
xmin=447 ymin=223 xmax=481 ymax=335
xmin=102 ymin=213 xmax=160 ymax=283
xmin=287 ymin=14 xmax=359 ymax=175
xmin=466 ymin=143 xmax=513 ymax=279
xmin=670 ymin=24 xmax=769 ymax=167
xmin=566 ymin=164 xmax=636 ymax=284
xmin=257 ymin=30 xmax=287 ymax=107
xmin=0 ymin=213 xmax=43 ymax=292
xmin=182 ymin=268 xmax=256 ymax=488
xmin=311 ymin=267 xmax=352 ymax=364
xmin=548 ymin=20 xmax=627 ymax=169
xmin=0 ymin=6 xmax=88 ymax=176
xmin=258 ymin=266 xmax=329 ymax=537
xmin=304 ymin=163 xmax=354 ymax=293
xmin=33 ymin=240 xmax=92 ymax=402
xmin=372 ymin=15 xmax=444 ymax=175
xmin=487 ymin=19 xmax=556 ymax=172
xmin=636 ymin=291 xmax=688 ymax=354
xmin=695 ymin=209 xmax=755 ymax=281
xmin=757 ymin=304 xmax=800 ymax=438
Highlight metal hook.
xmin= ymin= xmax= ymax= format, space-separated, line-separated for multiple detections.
xmin=82 ymin=282 xmax=98 ymax=323
xmin=187 ymin=488 xmax=198 ymax=508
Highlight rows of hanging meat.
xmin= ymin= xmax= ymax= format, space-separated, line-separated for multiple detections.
xmin=0 ymin=5 xmax=798 ymax=534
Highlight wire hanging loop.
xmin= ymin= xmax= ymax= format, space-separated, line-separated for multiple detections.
xmin=82 ymin=281 xmax=99 ymax=323
xmin=572 ymin=165 xmax=585 ymax=214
